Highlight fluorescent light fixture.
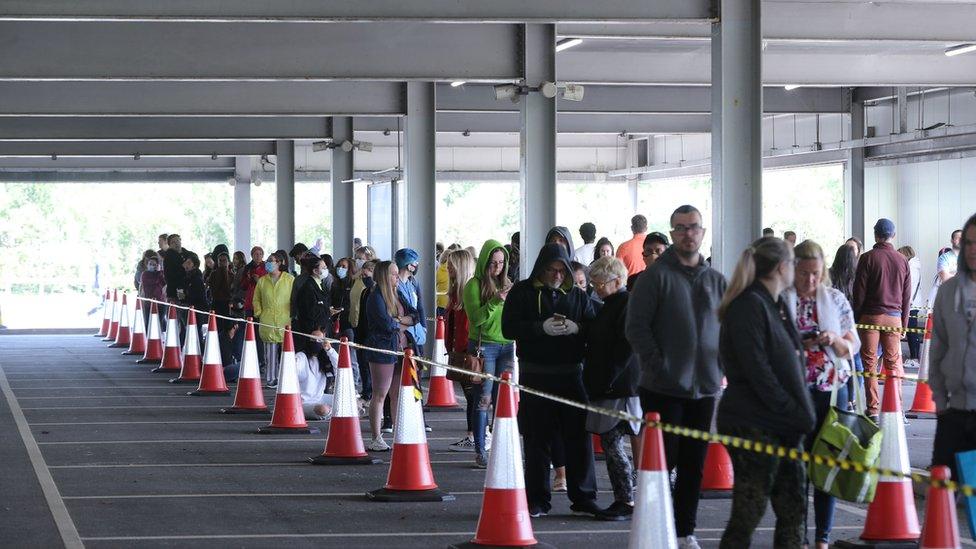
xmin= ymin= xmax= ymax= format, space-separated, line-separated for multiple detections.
xmin=341 ymin=177 xmax=363 ymax=184
xmin=945 ymin=43 xmax=976 ymax=57
xmin=562 ymin=83 xmax=585 ymax=102
xmin=450 ymin=81 xmax=466 ymax=87
xmin=556 ymin=38 xmax=583 ymax=52
xmin=783 ymin=85 xmax=801 ymax=91
xmin=356 ymin=140 xmax=373 ymax=153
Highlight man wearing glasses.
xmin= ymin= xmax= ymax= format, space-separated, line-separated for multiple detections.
xmin=625 ymin=204 xmax=727 ymax=549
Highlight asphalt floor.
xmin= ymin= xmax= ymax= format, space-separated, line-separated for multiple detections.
xmin=0 ymin=334 xmax=971 ymax=548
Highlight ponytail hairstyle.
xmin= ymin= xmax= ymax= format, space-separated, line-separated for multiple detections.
xmin=718 ymin=237 xmax=794 ymax=321
xmin=793 ymin=239 xmax=830 ymax=288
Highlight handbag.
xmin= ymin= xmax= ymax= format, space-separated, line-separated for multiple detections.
xmin=808 ymin=348 xmax=883 ymax=503
xmin=446 ymin=334 xmax=484 ymax=386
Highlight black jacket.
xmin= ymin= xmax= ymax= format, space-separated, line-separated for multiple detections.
xmin=331 ymin=276 xmax=354 ymax=332
xmin=293 ymin=276 xmax=331 ymax=338
xmin=717 ymin=282 xmax=816 ymax=439
xmin=583 ymin=289 xmax=640 ymax=399
xmin=353 ymin=276 xmax=376 ymax=342
xmin=501 ymin=243 xmax=596 ymax=372
xmin=163 ymin=248 xmax=192 ymax=299
xmin=184 ymin=268 xmax=210 ymax=312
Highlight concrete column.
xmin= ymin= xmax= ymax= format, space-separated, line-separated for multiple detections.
xmin=897 ymin=87 xmax=909 ymax=134
xmin=710 ymin=21 xmax=724 ymax=270
xmin=275 ymin=139 xmax=295 ymax=256
xmin=848 ymin=95 xmax=866 ymax=243
xmin=331 ymin=117 xmax=355 ymax=259
xmin=713 ymin=0 xmax=762 ymax=276
xmin=233 ymin=155 xmax=251 ymax=254
xmin=404 ymin=82 xmax=437 ymax=333
xmin=519 ymin=23 xmax=557 ymax=280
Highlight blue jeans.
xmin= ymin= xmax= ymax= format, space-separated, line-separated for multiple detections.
xmin=907 ymin=309 xmax=922 ymax=360
xmin=464 ymin=340 xmax=515 ymax=456
xmin=806 ymin=384 xmax=849 ymax=544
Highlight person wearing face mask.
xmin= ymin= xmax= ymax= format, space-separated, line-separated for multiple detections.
xmin=242 ymin=246 xmax=268 ymax=372
xmin=293 ymin=254 xmax=332 ymax=364
xmin=208 ymin=251 xmax=234 ymax=365
xmin=716 ymin=237 xmax=816 ymax=549
xmin=330 ymin=257 xmax=361 ymax=391
xmin=182 ymin=252 xmax=211 ymax=342
xmin=134 ymin=249 xmax=157 ymax=291
xmin=296 ymin=330 xmax=340 ymax=421
xmin=393 ymin=248 xmax=428 ymax=356
xmin=626 ymin=232 xmax=669 ymax=291
xmin=253 ymin=250 xmax=295 ymax=388
xmin=350 ymin=259 xmax=377 ymax=402
xmin=139 ymin=253 xmax=166 ymax=326
xmin=501 ymin=242 xmax=601 ymax=519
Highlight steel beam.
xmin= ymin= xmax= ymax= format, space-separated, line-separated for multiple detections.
xmin=0 ymin=117 xmax=330 ymax=140
xmin=0 ymin=140 xmax=274 ymax=156
xmin=848 ymin=97 xmax=866 ymax=244
xmin=276 ymin=140 xmax=295 ymax=254
xmin=331 ymin=117 xmax=355 ymax=259
xmin=234 ymin=156 xmax=252 ymax=253
xmin=404 ymin=82 xmax=437 ymax=333
xmin=0 ymin=1 xmax=715 ymax=23
xmin=355 ymin=113 xmax=710 ymax=135
xmin=0 ymin=21 xmax=520 ymax=82
xmin=520 ymin=24 xmax=558 ymax=280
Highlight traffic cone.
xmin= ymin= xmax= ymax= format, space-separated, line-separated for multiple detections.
xmin=96 ymin=289 xmax=111 ymax=337
xmin=109 ymin=293 xmax=132 ymax=348
xmin=450 ymin=371 xmax=553 ymax=549
xmin=700 ymin=442 xmax=734 ymax=499
xmin=188 ymin=312 xmax=230 ymax=396
xmin=220 ymin=318 xmax=268 ymax=414
xmin=366 ymin=349 xmax=454 ymax=502
xmin=425 ymin=317 xmax=459 ymax=410
xmin=258 ymin=327 xmax=319 ymax=434
xmin=151 ymin=306 xmax=182 ymax=373
xmin=593 ymin=434 xmax=606 ymax=461
xmin=920 ymin=466 xmax=961 ymax=549
xmin=629 ymin=412 xmax=678 ymax=549
xmin=122 ymin=297 xmax=147 ymax=355
xmin=909 ymin=315 xmax=937 ymax=417
xmin=169 ymin=308 xmax=202 ymax=384
xmin=103 ymin=289 xmax=120 ymax=341
xmin=137 ymin=301 xmax=164 ymax=364
xmin=309 ymin=337 xmax=381 ymax=465
xmin=838 ymin=377 xmax=920 ymax=548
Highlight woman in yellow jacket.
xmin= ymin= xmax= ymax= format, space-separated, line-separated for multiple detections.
xmin=253 ymin=249 xmax=294 ymax=388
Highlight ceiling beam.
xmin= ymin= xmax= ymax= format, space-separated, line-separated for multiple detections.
xmin=354 ymin=113 xmax=712 ymax=134
xmin=0 ymin=117 xmax=331 ymax=140
xmin=0 ymin=21 xmax=520 ymax=82
xmin=0 ymin=141 xmax=275 ymax=157
xmin=0 ymin=0 xmax=714 ymax=23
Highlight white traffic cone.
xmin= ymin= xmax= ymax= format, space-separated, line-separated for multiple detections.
xmin=629 ymin=412 xmax=678 ymax=549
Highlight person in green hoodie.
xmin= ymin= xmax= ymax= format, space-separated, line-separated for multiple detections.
xmin=462 ymin=239 xmax=516 ymax=468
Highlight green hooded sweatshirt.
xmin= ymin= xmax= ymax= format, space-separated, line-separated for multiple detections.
xmin=462 ymin=240 xmax=513 ymax=344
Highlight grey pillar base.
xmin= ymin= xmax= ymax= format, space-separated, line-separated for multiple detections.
xmin=365 ymin=487 xmax=455 ymax=502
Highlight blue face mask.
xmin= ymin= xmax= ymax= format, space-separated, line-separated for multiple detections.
xmin=265 ymin=261 xmax=276 ymax=273
xmin=336 ymin=267 xmax=348 ymax=279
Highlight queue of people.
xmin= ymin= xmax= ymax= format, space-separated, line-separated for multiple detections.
xmin=126 ymin=209 xmax=972 ymax=548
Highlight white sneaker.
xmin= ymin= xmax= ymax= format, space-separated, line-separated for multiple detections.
xmin=484 ymin=431 xmax=492 ymax=451
xmin=366 ymin=438 xmax=390 ymax=452
xmin=449 ymin=436 xmax=476 ymax=452
xmin=677 ymin=536 xmax=701 ymax=549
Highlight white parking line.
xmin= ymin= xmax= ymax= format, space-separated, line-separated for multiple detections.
xmin=38 ymin=437 xmax=461 ymax=445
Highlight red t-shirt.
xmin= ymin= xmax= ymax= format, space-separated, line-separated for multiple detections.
xmin=445 ymin=300 xmax=470 ymax=354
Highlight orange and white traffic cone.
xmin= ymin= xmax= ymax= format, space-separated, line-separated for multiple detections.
xmin=109 ymin=293 xmax=132 ymax=348
xmin=220 ymin=318 xmax=268 ymax=414
xmin=425 ymin=317 xmax=458 ymax=410
xmin=137 ymin=301 xmax=164 ymax=364
xmin=909 ymin=315 xmax=937 ymax=418
xmin=309 ymin=337 xmax=381 ymax=465
xmin=844 ymin=376 xmax=920 ymax=547
xmin=152 ymin=306 xmax=182 ymax=373
xmin=96 ymin=289 xmax=111 ymax=337
xmin=700 ymin=441 xmax=734 ymax=498
xmin=258 ymin=327 xmax=318 ymax=434
xmin=188 ymin=312 xmax=230 ymax=396
xmin=450 ymin=371 xmax=552 ymax=549
xmin=367 ymin=349 xmax=454 ymax=502
xmin=122 ymin=297 xmax=147 ymax=356
xmin=920 ymin=465 xmax=961 ymax=549
xmin=629 ymin=412 xmax=678 ymax=549
xmin=169 ymin=308 xmax=202 ymax=384
xmin=103 ymin=289 xmax=120 ymax=342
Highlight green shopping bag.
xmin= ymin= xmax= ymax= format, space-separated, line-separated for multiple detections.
xmin=808 ymin=353 xmax=883 ymax=503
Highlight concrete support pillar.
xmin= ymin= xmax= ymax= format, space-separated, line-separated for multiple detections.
xmin=233 ymin=155 xmax=251 ymax=254
xmin=897 ymin=87 xmax=909 ymax=134
xmin=848 ymin=95 xmax=866 ymax=243
xmin=404 ymin=82 xmax=437 ymax=332
xmin=712 ymin=0 xmax=762 ymax=276
xmin=275 ymin=139 xmax=295 ymax=256
xmin=331 ymin=117 xmax=355 ymax=259
xmin=519 ymin=23 xmax=557 ymax=280
xmin=710 ymin=22 xmax=725 ymax=270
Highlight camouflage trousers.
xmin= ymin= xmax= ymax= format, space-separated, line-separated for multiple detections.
xmin=719 ymin=426 xmax=806 ymax=549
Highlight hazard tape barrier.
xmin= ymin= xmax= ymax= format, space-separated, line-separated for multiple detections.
xmin=133 ymin=296 xmax=969 ymax=496
xmin=855 ymin=322 xmax=928 ymax=335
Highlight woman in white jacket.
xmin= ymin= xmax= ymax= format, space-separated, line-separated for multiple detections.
xmin=783 ymin=240 xmax=861 ymax=549
xmin=295 ymin=330 xmax=338 ymax=420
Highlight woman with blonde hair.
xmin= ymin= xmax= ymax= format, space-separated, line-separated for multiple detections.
xmin=462 ymin=240 xmax=515 ymax=468
xmin=443 ymin=249 xmax=479 ymax=452
xmin=363 ymin=260 xmax=419 ymax=450
xmin=784 ymin=240 xmax=860 ymax=549
xmin=717 ymin=237 xmax=816 ymax=548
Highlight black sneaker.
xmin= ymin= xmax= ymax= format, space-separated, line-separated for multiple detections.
xmin=598 ymin=501 xmax=633 ymax=521
xmin=570 ymin=500 xmax=603 ymax=518
xmin=528 ymin=507 xmax=549 ymax=518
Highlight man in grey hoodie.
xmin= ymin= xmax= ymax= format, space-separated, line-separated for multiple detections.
xmin=625 ymin=205 xmax=726 ymax=549
xmin=930 ymin=213 xmax=976 ymax=479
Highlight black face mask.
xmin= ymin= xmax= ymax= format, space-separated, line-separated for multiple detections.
xmin=306 ymin=341 xmax=324 ymax=356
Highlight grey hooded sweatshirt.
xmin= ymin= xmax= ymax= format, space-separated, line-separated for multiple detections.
xmin=929 ymin=260 xmax=976 ymax=412
xmin=625 ymin=247 xmax=727 ymax=399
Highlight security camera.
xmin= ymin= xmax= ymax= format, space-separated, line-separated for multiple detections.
xmin=562 ymin=84 xmax=585 ymax=102
xmin=312 ymin=140 xmax=332 ymax=152
xmin=540 ymin=81 xmax=558 ymax=99
xmin=340 ymin=140 xmax=354 ymax=153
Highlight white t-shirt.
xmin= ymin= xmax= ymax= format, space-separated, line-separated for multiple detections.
xmin=573 ymin=243 xmax=595 ymax=265
xmin=295 ymin=348 xmax=338 ymax=406
xmin=908 ymin=257 xmax=924 ymax=310
xmin=938 ymin=249 xmax=959 ymax=278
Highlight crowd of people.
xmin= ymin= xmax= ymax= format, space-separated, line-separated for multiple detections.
xmin=127 ymin=209 xmax=975 ymax=549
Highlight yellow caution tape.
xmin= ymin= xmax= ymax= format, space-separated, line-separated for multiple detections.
xmin=855 ymin=323 xmax=928 ymax=335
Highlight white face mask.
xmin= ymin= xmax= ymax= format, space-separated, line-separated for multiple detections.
xmin=355 ymin=259 xmax=365 ymax=269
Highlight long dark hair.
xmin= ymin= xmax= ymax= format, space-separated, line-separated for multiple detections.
xmin=829 ymin=244 xmax=857 ymax=304
xmin=593 ymin=237 xmax=615 ymax=263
